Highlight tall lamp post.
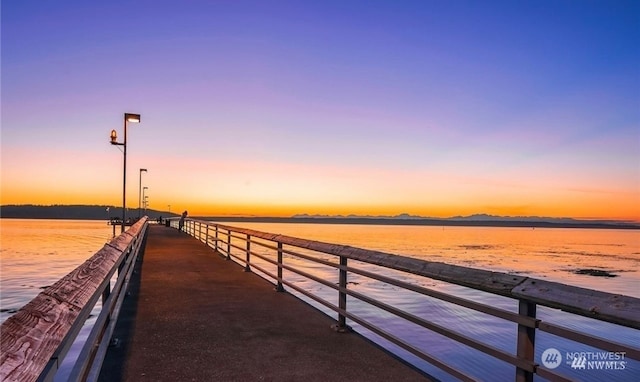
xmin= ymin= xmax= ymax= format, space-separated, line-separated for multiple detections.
xmin=110 ymin=113 xmax=141 ymax=233
xmin=138 ymin=168 xmax=147 ymax=218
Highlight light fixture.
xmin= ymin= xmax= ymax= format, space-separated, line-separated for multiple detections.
xmin=125 ymin=113 xmax=141 ymax=123
xmin=110 ymin=130 xmax=119 ymax=145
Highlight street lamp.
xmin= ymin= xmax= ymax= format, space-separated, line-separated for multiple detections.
xmin=110 ymin=112 xmax=141 ymax=233
xmin=138 ymin=168 xmax=147 ymax=218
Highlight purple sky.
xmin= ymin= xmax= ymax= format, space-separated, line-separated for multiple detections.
xmin=2 ymin=1 xmax=639 ymax=219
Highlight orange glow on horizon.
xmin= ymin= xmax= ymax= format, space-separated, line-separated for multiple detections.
xmin=143 ymin=196 xmax=640 ymax=222
xmin=2 ymin=170 xmax=639 ymax=221
xmin=1 ymin=194 xmax=638 ymax=222
xmin=2 ymin=148 xmax=638 ymax=222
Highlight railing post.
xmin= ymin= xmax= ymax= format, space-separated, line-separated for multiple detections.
xmin=215 ymin=225 xmax=219 ymax=252
xmin=102 ymin=281 xmax=110 ymax=305
xmin=205 ymin=223 xmax=209 ymax=247
xmin=516 ymin=300 xmax=537 ymax=382
xmin=333 ymin=255 xmax=350 ymax=332
xmin=275 ymin=242 xmax=285 ymax=292
xmin=244 ymin=234 xmax=251 ymax=272
xmin=226 ymin=229 xmax=231 ymax=260
xmin=198 ymin=221 xmax=202 ymax=242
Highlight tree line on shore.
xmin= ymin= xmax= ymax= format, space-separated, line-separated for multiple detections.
xmin=0 ymin=204 xmax=172 ymax=220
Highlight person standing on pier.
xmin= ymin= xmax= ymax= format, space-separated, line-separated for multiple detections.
xmin=179 ymin=210 xmax=188 ymax=231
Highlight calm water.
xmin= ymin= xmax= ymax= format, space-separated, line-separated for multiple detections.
xmin=216 ymin=222 xmax=640 ymax=381
xmin=0 ymin=219 xmax=115 ymax=381
xmin=225 ymin=223 xmax=640 ymax=298
xmin=1 ymin=219 xmax=115 ymax=320
xmin=1 ymin=219 xmax=639 ymax=381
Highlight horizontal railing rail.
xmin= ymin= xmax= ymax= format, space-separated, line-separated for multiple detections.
xmin=0 ymin=217 xmax=149 ymax=382
xmin=175 ymin=218 xmax=639 ymax=382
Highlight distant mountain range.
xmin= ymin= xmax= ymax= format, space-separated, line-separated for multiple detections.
xmin=1 ymin=205 xmax=638 ymax=229
xmin=289 ymin=213 xmax=639 ymax=229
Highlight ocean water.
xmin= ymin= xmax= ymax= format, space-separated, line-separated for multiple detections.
xmin=0 ymin=219 xmax=116 ymax=381
xmin=1 ymin=219 xmax=116 ymax=321
xmin=209 ymin=222 xmax=640 ymax=381
xmin=220 ymin=223 xmax=640 ymax=298
xmin=1 ymin=219 xmax=639 ymax=381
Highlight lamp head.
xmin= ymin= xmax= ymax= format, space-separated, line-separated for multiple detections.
xmin=125 ymin=113 xmax=141 ymax=123
xmin=140 ymin=168 xmax=148 ymax=172
xmin=110 ymin=129 xmax=118 ymax=144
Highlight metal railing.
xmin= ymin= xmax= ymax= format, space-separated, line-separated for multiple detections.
xmin=174 ymin=218 xmax=639 ymax=382
xmin=0 ymin=217 xmax=149 ymax=382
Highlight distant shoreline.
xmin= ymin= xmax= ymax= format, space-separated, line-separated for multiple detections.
xmin=197 ymin=216 xmax=640 ymax=230
xmin=1 ymin=205 xmax=638 ymax=230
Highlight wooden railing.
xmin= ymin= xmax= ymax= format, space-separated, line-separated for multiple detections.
xmin=175 ymin=218 xmax=639 ymax=382
xmin=0 ymin=218 xmax=148 ymax=382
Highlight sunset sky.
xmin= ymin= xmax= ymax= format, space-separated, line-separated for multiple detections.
xmin=2 ymin=1 xmax=639 ymax=220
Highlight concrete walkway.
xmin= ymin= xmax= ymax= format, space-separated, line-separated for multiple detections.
xmin=99 ymin=225 xmax=431 ymax=381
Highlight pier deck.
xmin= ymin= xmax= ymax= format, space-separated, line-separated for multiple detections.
xmin=99 ymin=225 xmax=429 ymax=381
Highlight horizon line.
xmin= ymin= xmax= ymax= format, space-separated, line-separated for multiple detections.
xmin=2 ymin=203 xmax=639 ymax=224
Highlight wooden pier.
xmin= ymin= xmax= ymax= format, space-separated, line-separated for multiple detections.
xmin=2 ymin=218 xmax=639 ymax=382
xmin=98 ymin=225 xmax=429 ymax=381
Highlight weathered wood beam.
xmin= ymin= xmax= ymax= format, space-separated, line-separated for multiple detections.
xmin=0 ymin=219 xmax=147 ymax=382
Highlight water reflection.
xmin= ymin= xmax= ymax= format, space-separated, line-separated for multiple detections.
xmin=0 ymin=219 xmax=116 ymax=381
xmin=222 ymin=222 xmax=639 ymax=381
xmin=3 ymin=220 xmax=638 ymax=381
